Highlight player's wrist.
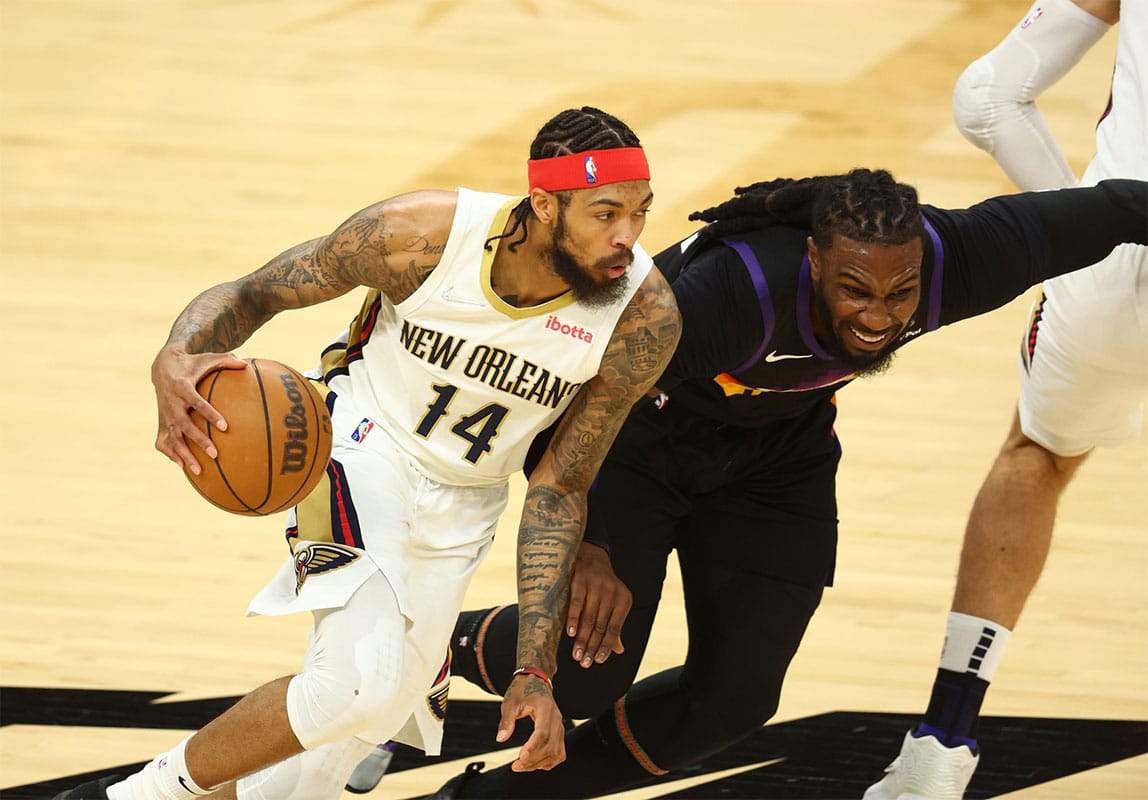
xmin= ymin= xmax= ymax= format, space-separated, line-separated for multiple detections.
xmin=579 ymin=538 xmax=610 ymax=556
xmin=511 ymin=666 xmax=554 ymax=692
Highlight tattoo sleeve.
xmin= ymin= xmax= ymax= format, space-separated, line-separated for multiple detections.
xmin=515 ymin=270 xmax=681 ymax=675
xmin=165 ymin=198 xmax=447 ymax=353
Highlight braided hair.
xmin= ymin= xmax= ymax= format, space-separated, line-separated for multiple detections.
xmin=689 ymin=168 xmax=923 ymax=250
xmin=487 ymin=106 xmax=643 ymax=252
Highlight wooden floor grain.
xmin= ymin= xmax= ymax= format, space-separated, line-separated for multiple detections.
xmin=1 ymin=1 xmax=1143 ymax=797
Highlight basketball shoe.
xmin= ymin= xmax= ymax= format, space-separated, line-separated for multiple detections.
xmin=346 ymin=741 xmax=398 ymax=794
xmin=52 ymin=775 xmax=121 ymax=800
xmin=863 ymin=730 xmax=979 ymax=800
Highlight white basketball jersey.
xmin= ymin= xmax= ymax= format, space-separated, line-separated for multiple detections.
xmin=317 ymin=187 xmax=653 ymax=486
xmin=1084 ymin=0 xmax=1146 ymax=183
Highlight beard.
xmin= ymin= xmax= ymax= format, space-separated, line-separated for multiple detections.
xmin=812 ymin=288 xmax=900 ymax=378
xmin=550 ymin=212 xmax=631 ymax=308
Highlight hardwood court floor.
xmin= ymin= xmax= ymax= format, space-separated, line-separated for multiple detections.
xmin=1 ymin=1 xmax=1143 ymax=797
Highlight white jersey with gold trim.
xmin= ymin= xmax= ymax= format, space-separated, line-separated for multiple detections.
xmin=316 ymin=187 xmax=652 ymax=486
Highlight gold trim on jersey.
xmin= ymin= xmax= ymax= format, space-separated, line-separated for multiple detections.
xmin=319 ymin=290 xmax=381 ymax=384
xmin=480 ymin=198 xmax=578 ymax=319
xmin=295 ymin=468 xmax=337 ymax=546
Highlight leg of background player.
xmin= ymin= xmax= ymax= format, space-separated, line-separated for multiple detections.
xmin=864 ymin=413 xmax=1087 ymax=800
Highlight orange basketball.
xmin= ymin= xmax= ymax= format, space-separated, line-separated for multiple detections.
xmin=184 ymin=359 xmax=333 ymax=516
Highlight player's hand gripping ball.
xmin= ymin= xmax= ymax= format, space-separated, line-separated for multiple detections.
xmin=184 ymin=359 xmax=333 ymax=515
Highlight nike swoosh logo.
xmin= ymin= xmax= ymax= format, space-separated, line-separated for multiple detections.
xmin=441 ymin=287 xmax=486 ymax=307
xmin=764 ymin=350 xmax=812 ymax=362
xmin=178 ymin=776 xmax=191 ymax=792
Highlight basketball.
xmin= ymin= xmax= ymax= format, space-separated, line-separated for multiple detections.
xmin=184 ymin=359 xmax=333 ymax=516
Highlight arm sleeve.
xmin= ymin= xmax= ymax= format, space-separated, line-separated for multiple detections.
xmin=933 ymin=179 xmax=1147 ymax=324
xmin=951 ymin=0 xmax=1112 ymax=191
xmin=1026 ymin=179 xmax=1148 ymax=268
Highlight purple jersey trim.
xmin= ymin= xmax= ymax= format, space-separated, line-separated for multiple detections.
xmin=724 ymin=239 xmax=777 ymax=372
xmin=797 ymin=250 xmax=834 ymax=359
xmin=924 ymin=217 xmax=945 ymax=331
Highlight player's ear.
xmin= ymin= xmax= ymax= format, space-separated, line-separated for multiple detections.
xmin=807 ymin=235 xmax=822 ymax=281
xmin=530 ymin=188 xmax=559 ymax=225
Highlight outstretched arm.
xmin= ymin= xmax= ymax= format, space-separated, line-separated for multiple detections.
xmin=499 ymin=266 xmax=681 ymax=771
xmin=153 ymin=190 xmax=457 ymax=472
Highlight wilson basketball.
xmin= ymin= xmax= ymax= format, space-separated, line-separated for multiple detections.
xmin=184 ymin=359 xmax=332 ymax=516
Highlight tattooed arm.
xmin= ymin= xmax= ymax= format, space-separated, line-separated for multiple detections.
xmin=497 ymin=265 xmax=681 ymax=772
xmin=152 ymin=190 xmax=458 ymax=472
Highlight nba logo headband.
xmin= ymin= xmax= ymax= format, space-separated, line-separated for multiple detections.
xmin=527 ymin=147 xmax=650 ymax=192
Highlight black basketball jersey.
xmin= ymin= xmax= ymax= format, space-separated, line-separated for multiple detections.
xmin=654 ymin=181 xmax=1147 ymax=427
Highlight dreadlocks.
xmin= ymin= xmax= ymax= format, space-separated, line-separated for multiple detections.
xmin=487 ymin=106 xmax=643 ymax=252
xmin=689 ymin=168 xmax=923 ymax=249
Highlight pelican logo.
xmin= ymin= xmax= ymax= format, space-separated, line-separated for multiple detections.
xmin=584 ymin=155 xmax=598 ymax=184
xmin=293 ymin=543 xmax=360 ymax=593
xmin=427 ymin=684 xmax=450 ymax=721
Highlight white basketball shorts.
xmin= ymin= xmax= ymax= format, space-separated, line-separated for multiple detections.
xmin=1018 ymin=243 xmax=1147 ymax=457
xmin=247 ymin=399 xmax=510 ymax=754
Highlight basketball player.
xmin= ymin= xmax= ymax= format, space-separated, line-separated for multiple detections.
xmin=866 ymin=1 xmax=1145 ymax=797
xmin=417 ymin=169 xmax=1147 ymax=799
xmin=53 ymin=107 xmax=680 ymax=800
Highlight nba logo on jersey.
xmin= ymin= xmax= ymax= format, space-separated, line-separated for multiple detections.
xmin=351 ymin=418 xmax=375 ymax=443
xmin=584 ymin=155 xmax=598 ymax=184
xmin=1020 ymin=7 xmax=1043 ymax=28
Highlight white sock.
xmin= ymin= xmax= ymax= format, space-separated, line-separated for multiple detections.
xmin=939 ymin=612 xmax=1012 ymax=681
xmin=107 ymin=737 xmax=216 ymax=800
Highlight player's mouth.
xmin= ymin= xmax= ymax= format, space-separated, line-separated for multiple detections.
xmin=601 ymin=253 xmax=633 ymax=280
xmin=845 ymin=323 xmax=895 ymax=351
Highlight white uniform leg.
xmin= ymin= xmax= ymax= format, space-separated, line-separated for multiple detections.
xmin=951 ymin=0 xmax=1111 ymax=191
xmin=1018 ymin=245 xmax=1147 ymax=457
xmin=235 ymin=738 xmax=376 ymax=800
xmin=283 ymin=571 xmax=417 ymax=749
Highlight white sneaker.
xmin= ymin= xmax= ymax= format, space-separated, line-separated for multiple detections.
xmin=346 ymin=742 xmax=397 ymax=794
xmin=863 ymin=730 xmax=979 ymax=800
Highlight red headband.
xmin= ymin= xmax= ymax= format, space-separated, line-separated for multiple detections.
xmin=528 ymin=147 xmax=650 ymax=192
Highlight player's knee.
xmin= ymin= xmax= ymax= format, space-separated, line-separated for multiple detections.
xmin=695 ymin=682 xmax=781 ymax=743
xmin=952 ymin=57 xmax=1012 ymax=153
xmin=557 ymin=671 xmax=635 ymax=720
xmin=641 ymin=693 xmax=779 ymax=773
xmin=554 ymin=645 xmax=644 ymax=719
xmin=287 ymin=645 xmax=405 ymax=746
xmin=1003 ymin=429 xmax=1086 ymax=487
xmin=722 ymin=689 xmax=780 ymax=734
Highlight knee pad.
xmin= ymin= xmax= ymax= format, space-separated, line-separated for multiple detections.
xmin=952 ymin=0 xmax=1110 ymax=161
xmin=952 ymin=56 xmax=1005 ymax=153
xmin=286 ymin=615 xmax=410 ymax=748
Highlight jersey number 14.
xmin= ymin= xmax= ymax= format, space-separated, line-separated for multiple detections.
xmin=415 ymin=383 xmax=509 ymax=464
